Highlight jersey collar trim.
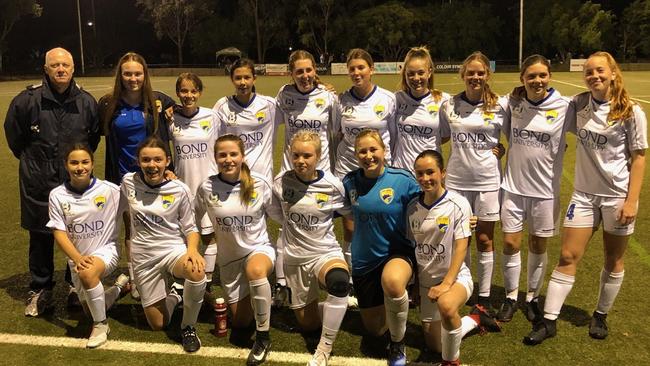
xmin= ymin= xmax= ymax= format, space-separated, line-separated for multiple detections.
xmin=407 ymin=89 xmax=431 ymax=102
xmin=233 ymin=93 xmax=257 ymax=109
xmin=138 ymin=172 xmax=171 ymax=189
xmin=350 ymin=85 xmax=377 ymax=102
xmin=460 ymin=92 xmax=481 ymax=106
xmin=64 ymin=176 xmax=97 ymax=195
xmin=293 ymin=84 xmax=317 ymax=96
xmin=296 ymin=169 xmax=325 ymax=184
xmin=525 ymin=88 xmax=555 ymax=106
xmin=418 ymin=189 xmax=447 ymax=210
xmin=217 ymin=173 xmax=240 ymax=186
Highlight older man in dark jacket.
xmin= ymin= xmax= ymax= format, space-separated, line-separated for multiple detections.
xmin=4 ymin=47 xmax=99 ymax=316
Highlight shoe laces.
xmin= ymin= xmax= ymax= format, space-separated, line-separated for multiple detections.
xmin=182 ymin=326 xmax=197 ymax=338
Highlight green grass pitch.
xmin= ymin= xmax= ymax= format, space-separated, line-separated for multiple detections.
xmin=0 ymin=71 xmax=649 ymax=365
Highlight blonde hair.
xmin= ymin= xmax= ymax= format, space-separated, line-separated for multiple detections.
xmin=586 ymin=51 xmax=634 ymax=122
xmin=354 ymin=128 xmax=385 ymax=152
xmin=214 ymin=134 xmax=255 ymax=204
xmin=399 ymin=46 xmax=443 ymax=102
xmin=459 ymin=51 xmax=498 ymax=111
xmin=290 ymin=130 xmax=322 ymax=159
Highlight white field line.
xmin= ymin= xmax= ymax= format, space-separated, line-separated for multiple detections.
xmin=553 ymin=79 xmax=650 ymax=105
xmin=0 ymin=332 xmax=387 ymax=366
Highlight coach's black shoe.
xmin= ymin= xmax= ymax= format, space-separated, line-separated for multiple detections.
xmin=181 ymin=325 xmax=201 ymax=353
xmin=589 ymin=311 xmax=609 ymax=340
xmin=497 ymin=298 xmax=518 ymax=322
xmin=523 ymin=318 xmax=556 ymax=345
xmin=471 ymin=304 xmax=501 ymax=333
xmin=247 ymin=333 xmax=271 ymax=365
xmin=525 ymin=298 xmax=543 ymax=323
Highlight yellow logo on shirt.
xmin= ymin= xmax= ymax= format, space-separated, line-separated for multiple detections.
xmin=437 ymin=216 xmax=450 ymax=233
xmin=248 ymin=190 xmax=259 ymax=205
xmin=94 ymin=196 xmax=106 ymax=210
xmin=380 ymin=188 xmax=394 ymax=204
xmin=162 ymin=194 xmax=175 ymax=209
xmin=200 ymin=119 xmax=211 ymax=132
xmin=546 ymin=110 xmax=558 ymax=124
xmin=482 ymin=112 xmax=495 ymax=126
xmin=256 ymin=111 xmax=266 ymax=123
xmin=315 ymin=193 xmax=329 ymax=208
xmin=427 ymin=104 xmax=440 ymax=116
xmin=315 ymin=98 xmax=325 ymax=109
xmin=374 ymin=105 xmax=385 ymax=117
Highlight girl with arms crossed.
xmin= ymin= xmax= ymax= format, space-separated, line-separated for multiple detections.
xmin=524 ymin=52 xmax=647 ymax=345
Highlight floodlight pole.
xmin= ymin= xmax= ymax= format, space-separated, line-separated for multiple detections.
xmin=76 ymin=0 xmax=85 ymax=74
xmin=519 ymin=0 xmax=523 ymax=68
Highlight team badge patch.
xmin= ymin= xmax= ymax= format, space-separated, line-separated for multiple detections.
xmin=200 ymin=119 xmax=211 ymax=132
xmin=545 ymin=110 xmax=558 ymax=124
xmin=436 ymin=216 xmax=450 ymax=233
xmin=128 ymin=189 xmax=137 ymax=203
xmin=374 ymin=104 xmax=385 ymax=117
xmin=94 ymin=196 xmax=106 ymax=210
xmin=314 ymin=193 xmax=329 ymax=208
xmin=256 ymin=111 xmax=266 ymax=123
xmin=248 ymin=190 xmax=259 ymax=205
xmin=172 ymin=124 xmax=182 ymax=136
xmin=315 ymin=98 xmax=325 ymax=109
xmin=482 ymin=112 xmax=495 ymax=126
xmin=380 ymin=188 xmax=394 ymax=204
xmin=162 ymin=194 xmax=175 ymax=209
xmin=427 ymin=104 xmax=440 ymax=116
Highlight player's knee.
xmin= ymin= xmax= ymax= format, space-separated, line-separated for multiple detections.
xmin=436 ymin=296 xmax=456 ymax=321
xmin=325 ymin=267 xmax=350 ymax=297
xmin=77 ymin=268 xmax=97 ymax=287
xmin=184 ymin=268 xmax=205 ymax=282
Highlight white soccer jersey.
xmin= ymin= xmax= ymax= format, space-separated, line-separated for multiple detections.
xmin=333 ymin=86 xmax=397 ymax=178
xmin=270 ymin=170 xmax=351 ymax=265
xmin=406 ymin=190 xmax=473 ymax=288
xmin=194 ymin=171 xmax=274 ymax=266
xmin=120 ymin=173 xmax=198 ymax=258
xmin=276 ymin=84 xmax=338 ymax=173
xmin=47 ymin=178 xmax=121 ymax=257
xmin=501 ymin=89 xmax=570 ymax=199
xmin=439 ymin=93 xmax=506 ymax=191
xmin=170 ymin=107 xmax=220 ymax=194
xmin=392 ymin=90 xmax=450 ymax=173
xmin=213 ymin=94 xmax=278 ymax=180
xmin=569 ymin=93 xmax=648 ymax=198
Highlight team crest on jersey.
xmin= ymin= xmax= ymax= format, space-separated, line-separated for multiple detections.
xmin=314 ymin=193 xmax=329 ymax=208
xmin=482 ymin=112 xmax=495 ymax=126
xmin=436 ymin=216 xmax=450 ymax=233
xmin=200 ymin=119 xmax=211 ymax=132
xmin=285 ymin=97 xmax=294 ymax=106
xmin=61 ymin=202 xmax=72 ymax=216
xmin=227 ymin=112 xmax=237 ymax=126
xmin=427 ymin=104 xmax=440 ymax=116
xmin=374 ymin=105 xmax=385 ymax=118
xmin=248 ymin=190 xmax=259 ymax=205
xmin=511 ymin=103 xmax=524 ymax=118
xmin=162 ymin=194 xmax=175 ymax=209
xmin=545 ymin=110 xmax=558 ymax=124
xmin=314 ymin=98 xmax=325 ymax=109
xmin=94 ymin=196 xmax=106 ymax=210
xmin=380 ymin=188 xmax=394 ymax=204
xmin=342 ymin=105 xmax=354 ymax=117
xmin=172 ymin=124 xmax=182 ymax=136
xmin=256 ymin=111 xmax=266 ymax=123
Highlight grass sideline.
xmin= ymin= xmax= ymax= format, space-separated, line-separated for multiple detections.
xmin=0 ymin=72 xmax=649 ymax=365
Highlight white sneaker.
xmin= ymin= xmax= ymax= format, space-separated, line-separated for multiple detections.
xmin=307 ymin=349 xmax=329 ymax=366
xmin=24 ymin=289 xmax=53 ymax=317
xmin=87 ymin=322 xmax=110 ymax=348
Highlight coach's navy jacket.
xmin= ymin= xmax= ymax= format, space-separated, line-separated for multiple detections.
xmin=4 ymin=76 xmax=99 ymax=232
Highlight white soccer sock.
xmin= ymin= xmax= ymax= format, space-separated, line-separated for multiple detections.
xmin=478 ymin=251 xmax=495 ymax=298
xmin=460 ymin=315 xmax=478 ymax=337
xmin=502 ymin=252 xmax=521 ymax=300
xmin=318 ymin=294 xmax=348 ymax=354
xmin=384 ymin=291 xmax=409 ymax=342
xmin=526 ymin=251 xmax=548 ymax=302
xmin=249 ymin=278 xmax=272 ymax=332
xmin=204 ymin=243 xmax=217 ymax=280
xmin=596 ymin=269 xmax=624 ymax=314
xmin=441 ymin=324 xmax=462 ymax=362
xmin=543 ymin=270 xmax=575 ymax=321
xmin=181 ymin=277 xmax=206 ymax=329
xmin=104 ymin=285 xmax=120 ymax=310
xmin=84 ymin=283 xmax=106 ymax=323
xmin=164 ymin=290 xmax=182 ymax=325
xmin=128 ymin=262 xmax=136 ymax=284
xmin=275 ymin=234 xmax=286 ymax=286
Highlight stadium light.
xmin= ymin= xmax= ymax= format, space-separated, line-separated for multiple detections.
xmin=76 ymin=0 xmax=85 ymax=74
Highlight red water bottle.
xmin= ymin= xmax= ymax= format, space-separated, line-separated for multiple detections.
xmin=214 ymin=297 xmax=228 ymax=337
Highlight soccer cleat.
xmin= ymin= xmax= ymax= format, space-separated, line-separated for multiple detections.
xmin=471 ymin=304 xmax=501 ymax=333
xmin=523 ymin=318 xmax=556 ymax=345
xmin=440 ymin=359 xmax=461 ymax=366
xmin=181 ymin=325 xmax=201 ymax=352
xmin=87 ymin=322 xmax=110 ymax=348
xmin=24 ymin=289 xmax=54 ymax=317
xmin=524 ymin=298 xmax=543 ymax=323
xmin=589 ymin=311 xmax=609 ymax=340
xmin=246 ymin=337 xmax=272 ymax=365
xmin=387 ymin=341 xmax=407 ymax=366
xmin=497 ymin=298 xmax=518 ymax=322
xmin=307 ymin=349 xmax=329 ymax=366
xmin=67 ymin=285 xmax=82 ymax=309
